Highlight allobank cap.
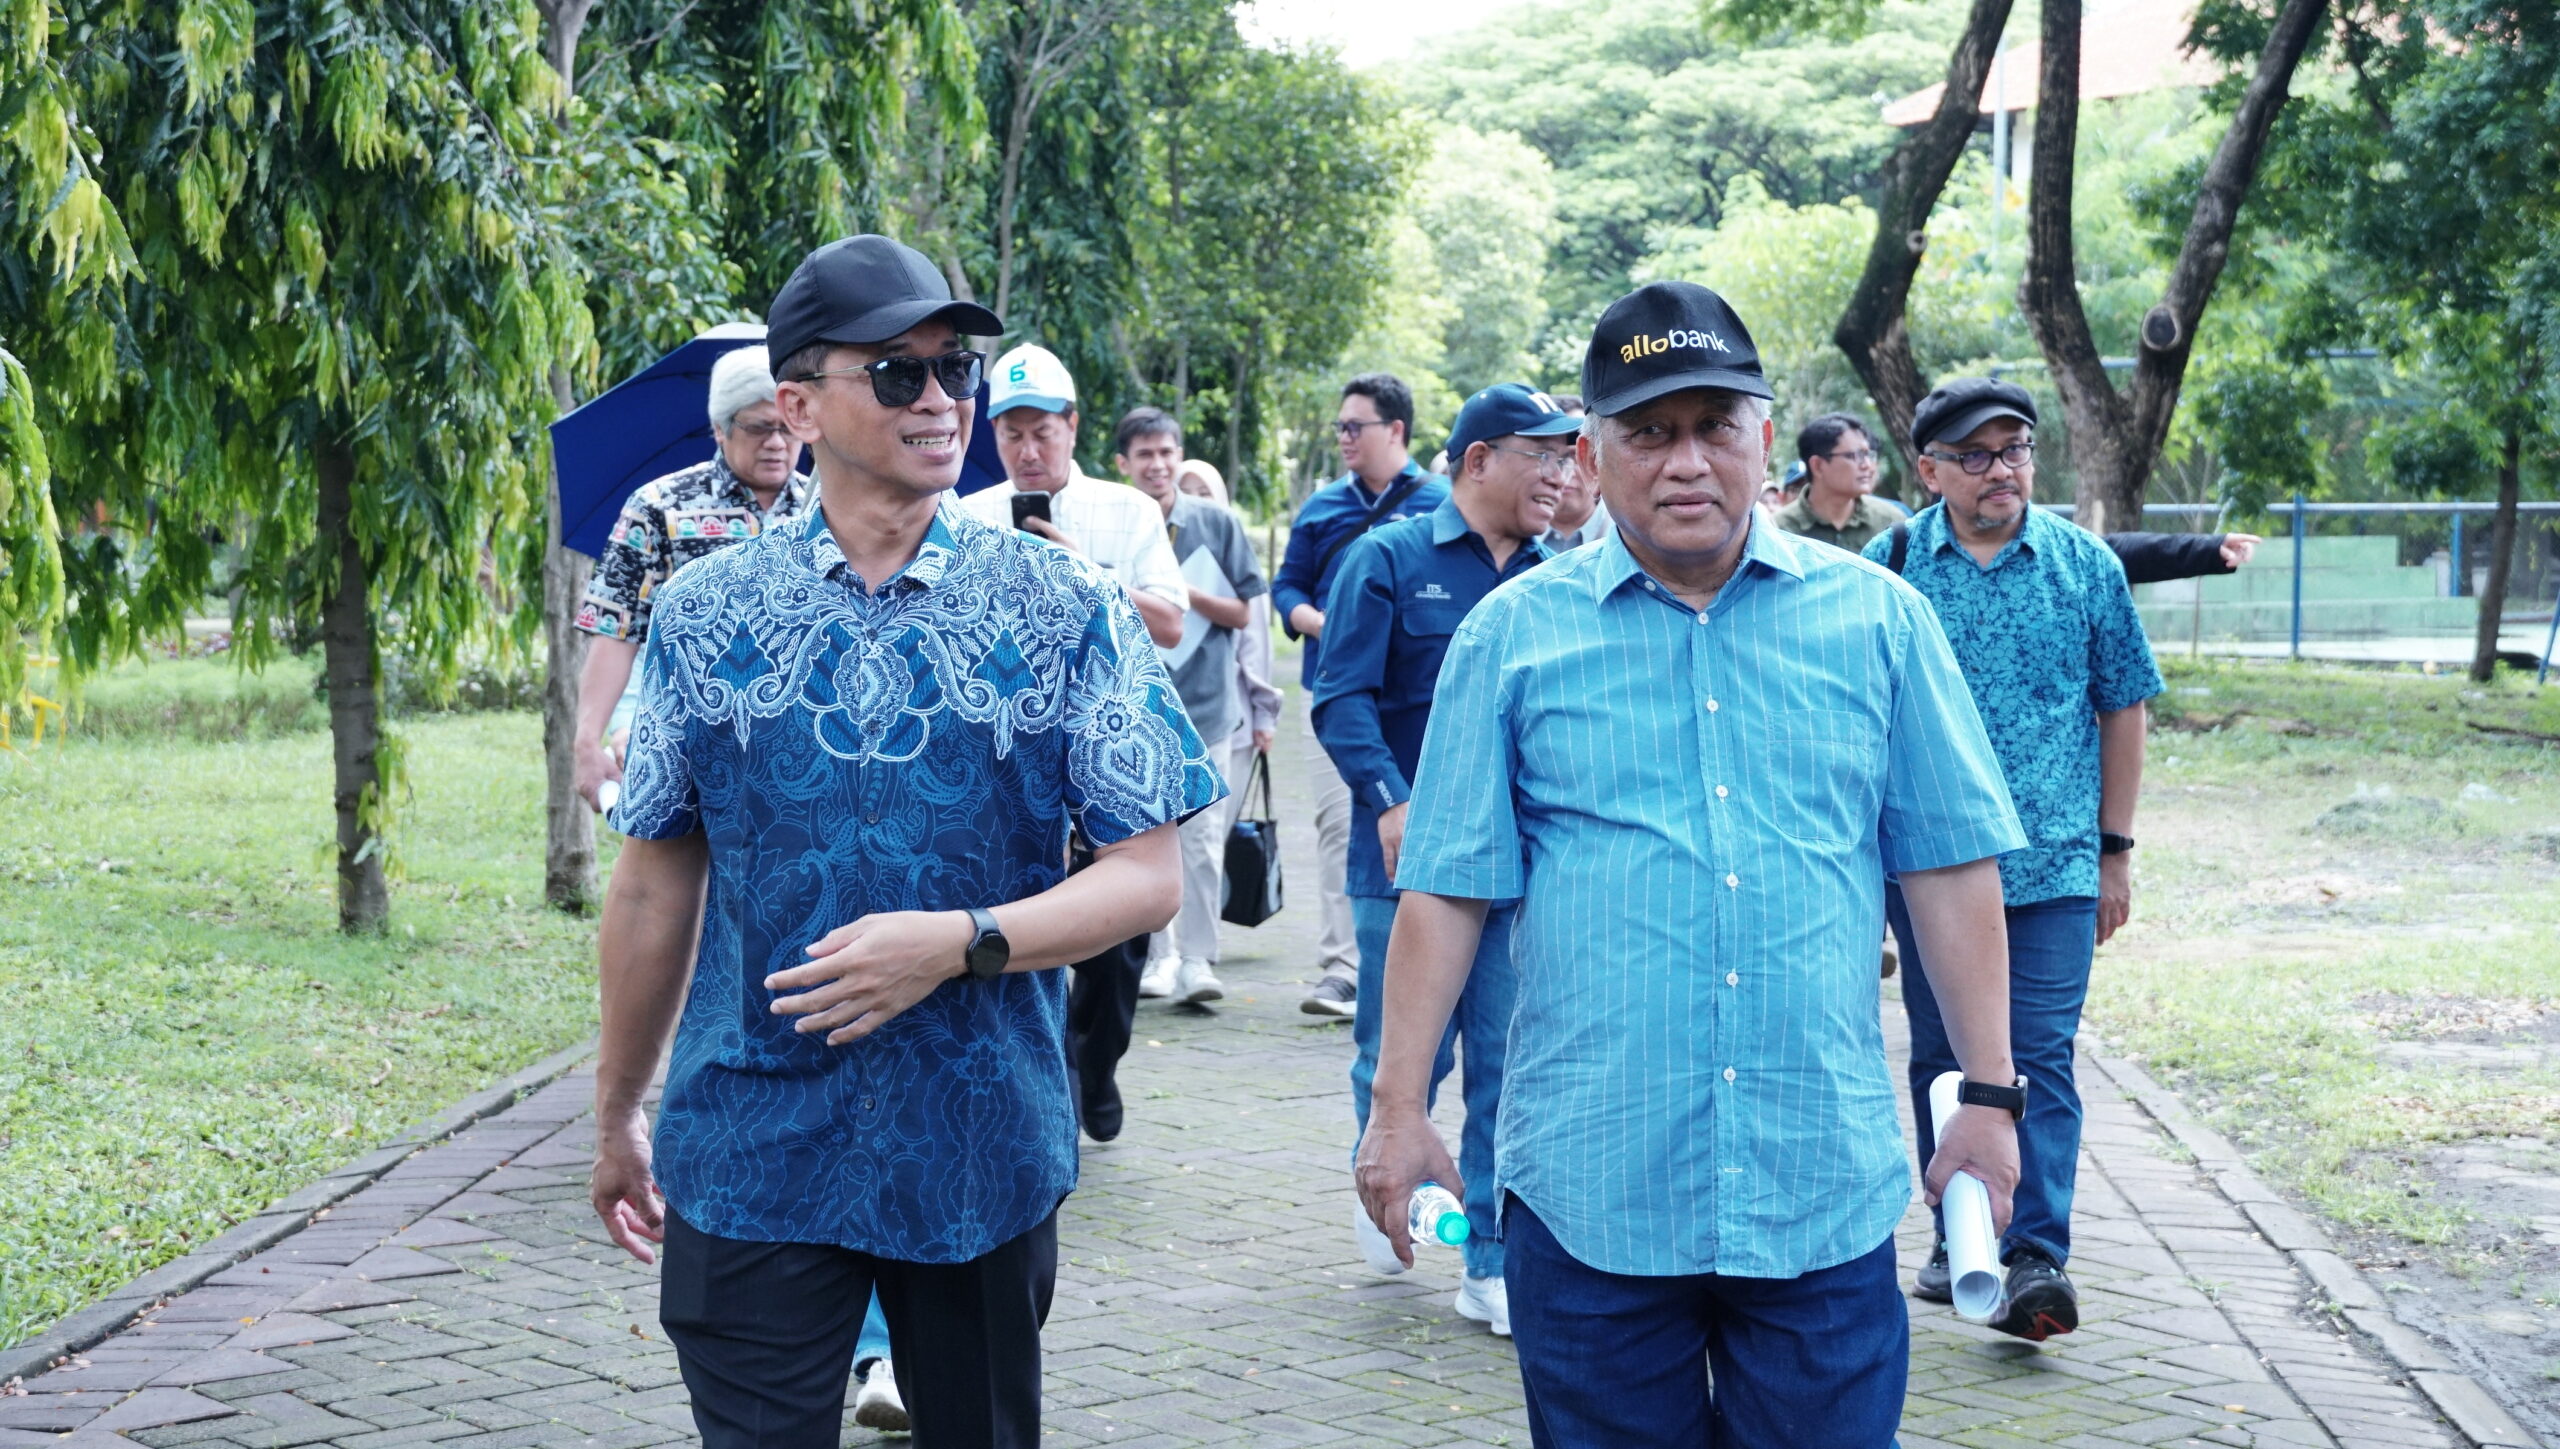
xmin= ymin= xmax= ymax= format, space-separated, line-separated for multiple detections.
xmin=1581 ymin=280 xmax=1772 ymax=417
xmin=988 ymin=343 xmax=1078 ymax=417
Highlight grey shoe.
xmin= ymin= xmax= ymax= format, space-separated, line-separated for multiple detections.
xmin=1301 ymin=975 xmax=1356 ymax=1017
xmin=1913 ymin=1239 xmax=1952 ymax=1303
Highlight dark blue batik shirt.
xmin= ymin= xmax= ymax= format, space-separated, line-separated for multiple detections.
xmin=1865 ymin=502 xmax=2162 ymax=905
xmin=613 ymin=500 xmax=1221 ymax=1263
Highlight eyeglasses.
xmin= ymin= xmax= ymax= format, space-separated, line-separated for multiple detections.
xmin=730 ymin=420 xmax=796 ymax=442
xmin=1821 ymin=448 xmax=1878 ymax=466
xmin=1335 ymin=417 xmax=1392 ymax=439
xmin=1487 ymin=443 xmax=1572 ymax=476
xmin=1923 ymin=441 xmax=2036 ymax=475
xmin=795 ymin=350 xmax=985 ymax=408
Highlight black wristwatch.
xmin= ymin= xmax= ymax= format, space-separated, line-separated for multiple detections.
xmin=2100 ymin=832 xmax=2136 ymax=856
xmin=1957 ymin=1076 xmax=2030 ymax=1120
xmin=961 ymin=908 xmax=1009 ymax=980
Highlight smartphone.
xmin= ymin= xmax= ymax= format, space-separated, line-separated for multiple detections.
xmin=1010 ymin=491 xmax=1053 ymax=532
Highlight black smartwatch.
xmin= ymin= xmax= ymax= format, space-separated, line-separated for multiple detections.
xmin=1956 ymin=1076 xmax=2029 ymax=1120
xmin=2100 ymin=832 xmax=2136 ymax=856
xmin=961 ymin=908 xmax=1009 ymax=980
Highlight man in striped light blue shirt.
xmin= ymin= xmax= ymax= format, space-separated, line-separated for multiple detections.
xmin=1356 ymin=281 xmax=2031 ymax=1449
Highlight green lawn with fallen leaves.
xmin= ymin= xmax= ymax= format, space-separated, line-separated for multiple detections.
xmin=0 ymin=682 xmax=604 ymax=1349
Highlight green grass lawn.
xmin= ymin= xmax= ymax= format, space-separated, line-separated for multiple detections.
xmin=0 ymin=688 xmax=607 ymax=1348
xmin=2093 ymin=656 xmax=2560 ymax=1245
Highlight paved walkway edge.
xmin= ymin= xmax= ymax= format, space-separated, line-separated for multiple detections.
xmin=0 ymin=1035 xmax=600 ymax=1389
xmin=2086 ymin=1040 xmax=2549 ymax=1449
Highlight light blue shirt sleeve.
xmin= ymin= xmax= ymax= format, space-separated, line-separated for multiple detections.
xmin=1879 ymin=589 xmax=2028 ymax=876
xmin=1392 ymin=611 xmax=1523 ymax=901
xmin=2087 ymin=553 xmax=2165 ymax=714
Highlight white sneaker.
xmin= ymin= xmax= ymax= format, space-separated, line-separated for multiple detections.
xmin=1353 ymin=1197 xmax=1407 ymax=1276
xmin=853 ymin=1358 xmax=909 ymax=1432
xmin=1174 ymin=957 xmax=1223 ymax=1005
xmin=1138 ymin=957 xmax=1177 ymax=998
xmin=1455 ymin=1274 xmax=1511 ymax=1337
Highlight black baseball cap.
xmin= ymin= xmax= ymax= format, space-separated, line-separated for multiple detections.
xmin=1911 ymin=377 xmax=2038 ymax=452
xmin=765 ymin=235 xmax=1003 ymax=370
xmin=1581 ymin=281 xmax=1772 ymax=417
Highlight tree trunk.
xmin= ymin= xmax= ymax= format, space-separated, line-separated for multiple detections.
xmin=317 ymin=436 xmax=390 ymax=934
xmin=536 ymin=0 xmax=597 ymax=911
xmin=993 ymin=70 xmax=1035 ymax=325
xmin=1835 ymin=0 xmax=2018 ymax=476
xmin=542 ymin=363 xmax=597 ymax=911
xmin=2018 ymin=0 xmax=2329 ymax=534
xmin=2469 ymin=423 xmax=2523 ymax=683
xmin=1224 ymin=344 xmax=1248 ymax=492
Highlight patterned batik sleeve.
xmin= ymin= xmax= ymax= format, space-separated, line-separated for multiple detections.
xmin=1062 ymin=586 xmax=1222 ymax=845
xmin=1878 ymin=590 xmax=2028 ymax=876
xmin=2086 ymin=554 xmax=2166 ymax=714
xmin=577 ymin=497 xmax=664 ymax=643
xmin=609 ymin=626 xmax=701 ymax=840
xmin=1393 ymin=611 xmax=1525 ymax=902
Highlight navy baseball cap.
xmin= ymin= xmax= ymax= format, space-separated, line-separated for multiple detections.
xmin=1582 ymin=281 xmax=1772 ymax=416
xmin=765 ymin=235 xmax=1003 ymax=370
xmin=1444 ymin=383 xmax=1583 ymax=464
xmin=1911 ymin=377 xmax=2038 ymax=452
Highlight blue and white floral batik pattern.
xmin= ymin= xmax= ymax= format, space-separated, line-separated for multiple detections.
xmin=615 ymin=500 xmax=1220 ymax=1263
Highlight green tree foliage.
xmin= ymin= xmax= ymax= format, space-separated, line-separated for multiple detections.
xmin=1414 ymin=126 xmax=1560 ymax=400
xmin=1405 ymin=0 xmax=1959 ymax=359
xmin=17 ymin=1 xmax=584 ymax=930
xmin=2234 ymin=0 xmax=2560 ymax=677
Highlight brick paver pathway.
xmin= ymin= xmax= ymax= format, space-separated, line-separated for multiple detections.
xmin=1 ymin=709 xmax=2478 ymax=1448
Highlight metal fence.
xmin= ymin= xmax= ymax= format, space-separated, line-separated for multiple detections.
xmin=2047 ymin=498 xmax=2560 ymax=666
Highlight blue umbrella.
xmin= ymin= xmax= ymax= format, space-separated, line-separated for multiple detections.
xmin=553 ymin=322 xmax=1009 ymax=558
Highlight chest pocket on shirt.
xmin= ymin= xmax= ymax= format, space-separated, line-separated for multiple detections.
xmin=1397 ymin=604 xmax=1466 ymax=638
xmin=1759 ymin=709 xmax=1883 ymax=848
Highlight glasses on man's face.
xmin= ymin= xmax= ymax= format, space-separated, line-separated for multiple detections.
xmin=732 ymin=420 xmax=796 ymax=443
xmin=1925 ymin=441 xmax=2036 ymax=475
xmin=797 ymin=350 xmax=985 ymax=409
xmin=1487 ymin=443 xmax=1572 ymax=476
xmin=1823 ymin=448 xmax=1878 ymax=467
xmin=1335 ymin=417 xmax=1389 ymax=440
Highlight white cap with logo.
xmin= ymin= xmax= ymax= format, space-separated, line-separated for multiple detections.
xmin=988 ymin=343 xmax=1078 ymax=418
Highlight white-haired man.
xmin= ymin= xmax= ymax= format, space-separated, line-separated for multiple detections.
xmin=575 ymin=344 xmax=809 ymax=807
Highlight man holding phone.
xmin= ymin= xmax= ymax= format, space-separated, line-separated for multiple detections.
xmin=959 ymin=345 xmax=1190 ymax=1142
xmin=959 ymin=343 xmax=1187 ymax=649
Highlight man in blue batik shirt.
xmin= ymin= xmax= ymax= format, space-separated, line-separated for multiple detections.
xmin=592 ymin=235 xmax=1219 ymax=1449
xmin=1314 ymin=382 xmax=1581 ymax=1339
xmin=1358 ymin=282 xmax=2030 ymax=1449
xmin=1865 ymin=376 xmax=2163 ymax=1344
xmin=1272 ymin=373 xmax=1448 ymax=1017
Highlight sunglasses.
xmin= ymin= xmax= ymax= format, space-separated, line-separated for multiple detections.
xmin=797 ymin=350 xmax=985 ymax=408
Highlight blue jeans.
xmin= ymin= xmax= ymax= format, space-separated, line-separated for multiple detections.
xmin=852 ymin=1292 xmax=889 ymax=1371
xmin=1887 ymin=886 xmax=2099 ymax=1266
xmin=1349 ymin=893 xmax=1515 ymax=1281
xmin=1505 ymin=1196 xmax=1906 ymax=1449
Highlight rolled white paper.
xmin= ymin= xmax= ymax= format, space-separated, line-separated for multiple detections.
xmin=1927 ymin=1070 xmax=2007 ymax=1323
xmin=597 ymin=780 xmax=620 ymax=818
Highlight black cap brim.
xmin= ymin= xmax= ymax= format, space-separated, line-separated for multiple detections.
xmin=813 ymin=298 xmax=1005 ymax=350
xmin=1917 ymin=401 xmax=2034 ymax=452
xmin=1589 ymin=366 xmax=1775 ymax=418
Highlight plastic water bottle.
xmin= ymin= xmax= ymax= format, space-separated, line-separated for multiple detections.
xmin=1409 ymin=1183 xmax=1470 ymax=1248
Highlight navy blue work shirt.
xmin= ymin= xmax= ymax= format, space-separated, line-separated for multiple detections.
xmin=1271 ymin=461 xmax=1448 ymax=687
xmin=1311 ymin=497 xmax=1548 ymax=897
xmin=614 ymin=502 xmax=1220 ymax=1263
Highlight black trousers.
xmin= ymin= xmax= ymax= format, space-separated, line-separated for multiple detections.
xmin=1065 ymin=935 xmax=1144 ymax=1131
xmin=658 ymin=1209 xmax=1057 ymax=1449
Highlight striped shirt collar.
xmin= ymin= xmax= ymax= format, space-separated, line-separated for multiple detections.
xmin=1585 ymin=511 xmax=1809 ymax=603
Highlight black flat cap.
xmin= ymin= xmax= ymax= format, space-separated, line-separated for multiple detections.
xmin=1911 ymin=377 xmax=2038 ymax=452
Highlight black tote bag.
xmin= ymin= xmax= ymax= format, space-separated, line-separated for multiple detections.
xmin=1220 ymin=751 xmax=1284 ymax=927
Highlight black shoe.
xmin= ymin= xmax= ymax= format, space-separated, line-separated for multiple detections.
xmin=1080 ymin=1079 xmax=1123 ymax=1143
xmin=1912 ymin=1240 xmax=1952 ymax=1303
xmin=1990 ymin=1246 xmax=2078 ymax=1341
